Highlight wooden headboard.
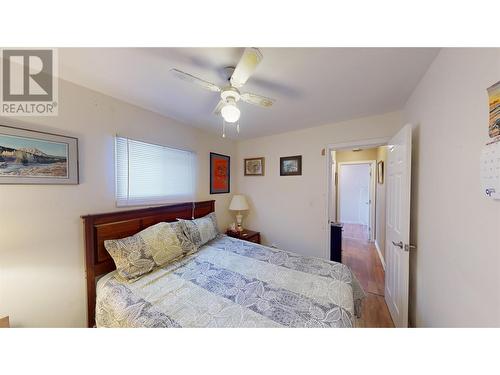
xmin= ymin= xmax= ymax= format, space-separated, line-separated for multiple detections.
xmin=81 ymin=200 xmax=215 ymax=327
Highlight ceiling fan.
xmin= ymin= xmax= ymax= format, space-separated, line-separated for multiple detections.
xmin=170 ymin=48 xmax=275 ymax=137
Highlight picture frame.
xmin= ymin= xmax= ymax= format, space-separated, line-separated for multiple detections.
xmin=0 ymin=125 xmax=79 ymax=185
xmin=377 ymin=160 xmax=384 ymax=184
xmin=210 ymin=152 xmax=230 ymax=194
xmin=244 ymin=157 xmax=265 ymax=176
xmin=487 ymin=80 xmax=500 ymax=138
xmin=280 ymin=155 xmax=302 ymax=176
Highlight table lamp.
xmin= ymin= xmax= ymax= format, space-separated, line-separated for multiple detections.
xmin=229 ymin=195 xmax=249 ymax=231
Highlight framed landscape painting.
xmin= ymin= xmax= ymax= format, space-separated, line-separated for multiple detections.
xmin=244 ymin=157 xmax=265 ymax=176
xmin=210 ymin=152 xmax=230 ymax=194
xmin=280 ymin=155 xmax=302 ymax=176
xmin=0 ymin=125 xmax=79 ymax=184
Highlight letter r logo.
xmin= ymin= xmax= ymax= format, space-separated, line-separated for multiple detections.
xmin=2 ymin=49 xmax=53 ymax=102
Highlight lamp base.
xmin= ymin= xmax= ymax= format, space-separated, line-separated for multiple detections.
xmin=236 ymin=213 xmax=243 ymax=232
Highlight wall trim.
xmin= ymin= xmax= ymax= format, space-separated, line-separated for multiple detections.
xmin=375 ymin=240 xmax=386 ymax=270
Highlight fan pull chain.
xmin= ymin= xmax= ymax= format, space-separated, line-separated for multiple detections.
xmin=222 ymin=119 xmax=226 ymax=138
xmin=236 ymin=121 xmax=240 ymax=134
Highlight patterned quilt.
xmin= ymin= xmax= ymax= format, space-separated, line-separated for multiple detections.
xmin=96 ymin=235 xmax=365 ymax=328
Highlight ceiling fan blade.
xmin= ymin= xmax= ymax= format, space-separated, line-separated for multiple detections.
xmin=170 ymin=69 xmax=221 ymax=92
xmin=213 ymin=99 xmax=225 ymax=115
xmin=230 ymin=48 xmax=263 ymax=88
xmin=240 ymin=92 xmax=275 ymax=108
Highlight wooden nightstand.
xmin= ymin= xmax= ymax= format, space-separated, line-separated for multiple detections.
xmin=0 ymin=316 xmax=10 ymax=328
xmin=226 ymin=229 xmax=261 ymax=244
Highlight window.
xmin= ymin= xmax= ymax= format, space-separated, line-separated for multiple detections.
xmin=115 ymin=136 xmax=196 ymax=207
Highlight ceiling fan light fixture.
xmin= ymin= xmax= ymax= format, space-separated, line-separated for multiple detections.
xmin=170 ymin=48 xmax=275 ymax=136
xmin=221 ymin=102 xmax=240 ymax=123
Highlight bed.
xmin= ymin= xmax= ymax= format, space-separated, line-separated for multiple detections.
xmin=83 ymin=201 xmax=364 ymax=328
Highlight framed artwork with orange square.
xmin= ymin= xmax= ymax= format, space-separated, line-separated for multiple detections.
xmin=210 ymin=152 xmax=230 ymax=194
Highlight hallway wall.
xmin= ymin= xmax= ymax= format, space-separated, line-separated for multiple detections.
xmin=336 ymin=148 xmax=378 ymax=163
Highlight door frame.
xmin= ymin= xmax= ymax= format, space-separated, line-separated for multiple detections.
xmin=324 ymin=137 xmax=390 ymax=260
xmin=337 ymin=160 xmax=376 ymax=240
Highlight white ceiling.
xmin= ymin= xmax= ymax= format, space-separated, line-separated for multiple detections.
xmin=59 ymin=48 xmax=439 ymax=139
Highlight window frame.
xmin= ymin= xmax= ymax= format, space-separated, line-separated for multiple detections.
xmin=114 ymin=135 xmax=196 ymax=207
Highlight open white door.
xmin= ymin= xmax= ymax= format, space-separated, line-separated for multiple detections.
xmin=385 ymin=124 xmax=412 ymax=327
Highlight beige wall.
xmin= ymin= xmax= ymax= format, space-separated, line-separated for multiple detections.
xmin=336 ymin=148 xmax=378 ymax=163
xmin=404 ymin=48 xmax=500 ymax=327
xmin=375 ymin=146 xmax=387 ymax=260
xmin=235 ymin=111 xmax=403 ymax=259
xmin=0 ymin=79 xmax=237 ymax=327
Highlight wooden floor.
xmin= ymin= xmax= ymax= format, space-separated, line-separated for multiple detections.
xmin=343 ymin=223 xmax=369 ymax=241
xmin=342 ymin=232 xmax=394 ymax=327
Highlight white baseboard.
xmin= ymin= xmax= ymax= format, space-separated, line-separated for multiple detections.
xmin=375 ymin=241 xmax=386 ymax=270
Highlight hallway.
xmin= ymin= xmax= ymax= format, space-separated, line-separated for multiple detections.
xmin=342 ymin=236 xmax=394 ymax=327
xmin=342 ymin=223 xmax=369 ymax=241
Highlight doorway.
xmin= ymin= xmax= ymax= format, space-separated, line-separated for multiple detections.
xmin=326 ymin=138 xmax=393 ymax=327
xmin=326 ymin=126 xmax=413 ymax=327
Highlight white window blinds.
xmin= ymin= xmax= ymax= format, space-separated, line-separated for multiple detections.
xmin=115 ymin=136 xmax=196 ymax=207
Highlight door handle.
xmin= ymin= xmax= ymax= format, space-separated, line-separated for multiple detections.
xmin=392 ymin=240 xmax=403 ymax=249
xmin=392 ymin=241 xmax=416 ymax=252
xmin=405 ymin=244 xmax=416 ymax=252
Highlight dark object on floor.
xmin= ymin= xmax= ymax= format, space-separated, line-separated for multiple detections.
xmin=330 ymin=222 xmax=343 ymax=263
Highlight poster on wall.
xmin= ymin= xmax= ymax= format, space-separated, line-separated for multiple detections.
xmin=0 ymin=125 xmax=79 ymax=184
xmin=488 ymin=81 xmax=500 ymax=139
xmin=210 ymin=152 xmax=230 ymax=194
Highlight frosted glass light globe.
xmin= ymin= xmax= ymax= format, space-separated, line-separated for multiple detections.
xmin=221 ymin=103 xmax=240 ymax=123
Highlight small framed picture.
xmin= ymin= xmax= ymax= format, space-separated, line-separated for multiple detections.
xmin=377 ymin=161 xmax=384 ymax=184
xmin=280 ymin=155 xmax=302 ymax=176
xmin=244 ymin=157 xmax=265 ymax=176
xmin=0 ymin=124 xmax=79 ymax=185
xmin=210 ymin=152 xmax=230 ymax=194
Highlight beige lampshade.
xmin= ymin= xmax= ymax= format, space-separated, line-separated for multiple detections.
xmin=229 ymin=195 xmax=249 ymax=211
